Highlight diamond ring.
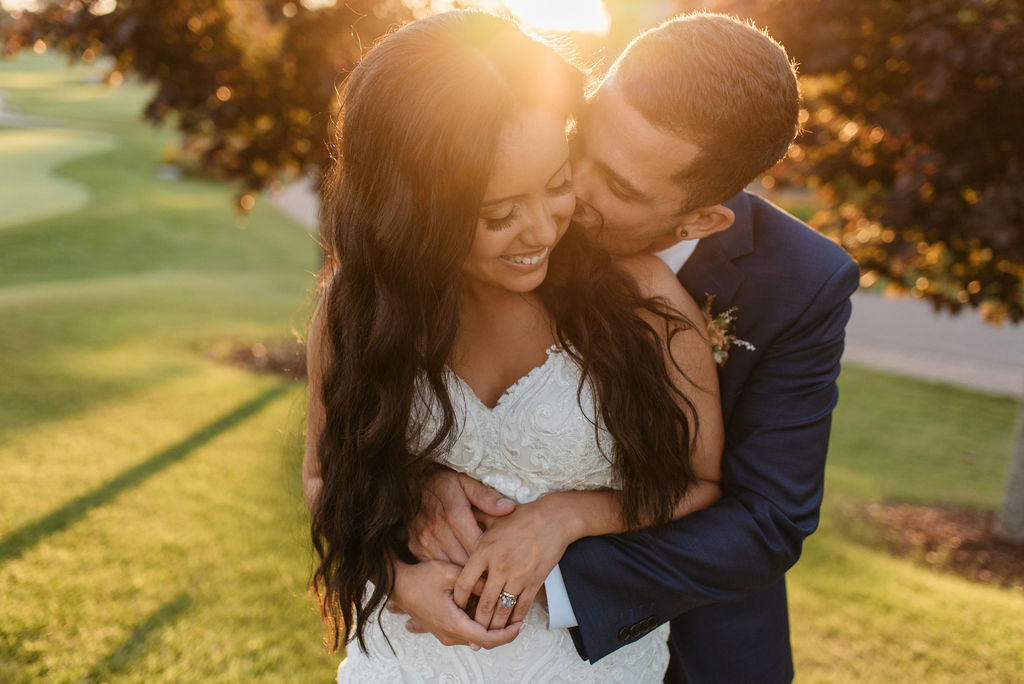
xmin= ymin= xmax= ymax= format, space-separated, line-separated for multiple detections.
xmin=498 ymin=591 xmax=519 ymax=609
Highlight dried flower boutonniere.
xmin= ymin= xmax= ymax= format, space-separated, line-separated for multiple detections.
xmin=701 ymin=294 xmax=755 ymax=367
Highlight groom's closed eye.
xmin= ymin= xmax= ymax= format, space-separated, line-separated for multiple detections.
xmin=594 ymin=159 xmax=648 ymax=203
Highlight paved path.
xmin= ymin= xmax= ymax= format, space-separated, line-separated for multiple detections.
xmin=844 ymin=292 xmax=1024 ymax=398
xmin=267 ymin=179 xmax=1024 ymax=399
xmin=268 ymin=174 xmax=320 ymax=231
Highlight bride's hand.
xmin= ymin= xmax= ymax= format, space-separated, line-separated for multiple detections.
xmin=391 ymin=560 xmax=524 ymax=650
xmin=453 ymin=493 xmax=583 ymax=630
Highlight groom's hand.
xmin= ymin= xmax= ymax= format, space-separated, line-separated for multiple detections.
xmin=408 ymin=467 xmax=516 ymax=565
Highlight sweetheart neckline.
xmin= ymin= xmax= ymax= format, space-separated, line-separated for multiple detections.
xmin=447 ymin=345 xmax=563 ymax=412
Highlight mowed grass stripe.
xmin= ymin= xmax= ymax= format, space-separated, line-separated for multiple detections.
xmin=0 ymin=127 xmax=116 ymax=230
xmin=0 ymin=383 xmax=292 ymax=565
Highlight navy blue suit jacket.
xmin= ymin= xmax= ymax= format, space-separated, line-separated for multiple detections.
xmin=560 ymin=191 xmax=860 ymax=683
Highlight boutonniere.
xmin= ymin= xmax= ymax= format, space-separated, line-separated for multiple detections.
xmin=701 ymin=294 xmax=755 ymax=367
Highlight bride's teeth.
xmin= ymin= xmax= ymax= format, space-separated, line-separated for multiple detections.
xmin=503 ymin=248 xmax=548 ymax=265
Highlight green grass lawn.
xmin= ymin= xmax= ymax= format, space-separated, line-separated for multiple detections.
xmin=1 ymin=53 xmax=1021 ymax=683
xmin=791 ymin=365 xmax=1023 ymax=683
xmin=0 ymin=53 xmax=333 ymax=683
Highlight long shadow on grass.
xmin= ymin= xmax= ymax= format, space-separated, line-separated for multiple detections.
xmin=0 ymin=383 xmax=291 ymax=565
xmin=82 ymin=591 xmax=193 ymax=683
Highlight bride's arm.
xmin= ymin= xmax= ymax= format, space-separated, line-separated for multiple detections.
xmin=616 ymin=251 xmax=724 ymax=501
xmin=302 ymin=295 xmax=327 ymax=516
xmin=454 ymin=255 xmax=724 ymax=629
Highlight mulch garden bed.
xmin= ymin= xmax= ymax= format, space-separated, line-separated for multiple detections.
xmin=858 ymin=502 xmax=1024 ymax=588
xmin=208 ymin=339 xmax=307 ymax=379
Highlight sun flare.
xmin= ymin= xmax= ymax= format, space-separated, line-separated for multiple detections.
xmin=501 ymin=0 xmax=611 ymax=35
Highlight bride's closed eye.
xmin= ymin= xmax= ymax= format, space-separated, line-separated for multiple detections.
xmin=484 ymin=205 xmax=520 ymax=231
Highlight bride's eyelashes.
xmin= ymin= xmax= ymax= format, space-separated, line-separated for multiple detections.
xmin=484 ymin=205 xmax=520 ymax=231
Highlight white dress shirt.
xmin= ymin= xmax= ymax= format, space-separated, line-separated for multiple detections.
xmin=544 ymin=237 xmax=702 ymax=629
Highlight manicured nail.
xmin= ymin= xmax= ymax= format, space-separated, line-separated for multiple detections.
xmin=498 ymin=498 xmax=514 ymax=507
xmin=518 ymin=623 xmax=526 ymax=634
xmin=470 ymin=643 xmax=480 ymax=651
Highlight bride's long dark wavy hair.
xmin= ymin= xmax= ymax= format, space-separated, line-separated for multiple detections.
xmin=312 ymin=10 xmax=701 ymax=651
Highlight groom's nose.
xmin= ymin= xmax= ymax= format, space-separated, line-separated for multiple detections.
xmin=572 ymin=197 xmax=603 ymax=232
xmin=571 ymin=156 xmax=598 ymax=205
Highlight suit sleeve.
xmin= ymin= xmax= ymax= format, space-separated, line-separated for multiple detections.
xmin=559 ymin=258 xmax=860 ymax=663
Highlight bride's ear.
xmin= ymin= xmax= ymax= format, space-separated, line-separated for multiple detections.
xmin=674 ymin=204 xmax=735 ymax=241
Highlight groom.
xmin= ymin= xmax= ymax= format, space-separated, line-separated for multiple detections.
xmin=400 ymin=12 xmax=859 ymax=683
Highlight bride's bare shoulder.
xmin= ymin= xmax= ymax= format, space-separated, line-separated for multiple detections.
xmin=613 ymin=253 xmax=700 ymax=317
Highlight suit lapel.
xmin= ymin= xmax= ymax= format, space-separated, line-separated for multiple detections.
xmin=677 ymin=191 xmax=754 ymax=310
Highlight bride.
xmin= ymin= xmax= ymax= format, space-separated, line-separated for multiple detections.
xmin=303 ymin=11 xmax=723 ymax=682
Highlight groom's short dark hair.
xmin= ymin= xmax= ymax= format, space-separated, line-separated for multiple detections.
xmin=603 ymin=12 xmax=800 ymax=210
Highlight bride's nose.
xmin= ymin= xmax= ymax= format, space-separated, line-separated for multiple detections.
xmin=519 ymin=200 xmax=559 ymax=247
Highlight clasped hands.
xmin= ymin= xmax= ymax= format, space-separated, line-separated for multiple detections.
xmin=388 ymin=467 xmax=578 ymax=651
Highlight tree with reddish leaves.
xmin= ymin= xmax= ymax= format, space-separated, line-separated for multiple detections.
xmin=729 ymin=0 xmax=1024 ymax=325
xmin=727 ymin=0 xmax=1024 ymax=543
xmin=1 ymin=0 xmax=411 ymax=211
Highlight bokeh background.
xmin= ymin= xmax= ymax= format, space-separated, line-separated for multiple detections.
xmin=1 ymin=1 xmax=1022 ymax=682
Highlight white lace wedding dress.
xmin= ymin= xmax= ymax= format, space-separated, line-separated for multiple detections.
xmin=337 ymin=347 xmax=670 ymax=683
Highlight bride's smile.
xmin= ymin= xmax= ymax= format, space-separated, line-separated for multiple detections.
xmin=501 ymin=246 xmax=549 ymax=265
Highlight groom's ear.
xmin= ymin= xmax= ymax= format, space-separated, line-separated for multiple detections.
xmin=674 ymin=204 xmax=734 ymax=241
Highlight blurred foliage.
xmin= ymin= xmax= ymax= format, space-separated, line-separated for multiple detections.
xmin=3 ymin=0 xmax=1023 ymax=320
xmin=1 ymin=0 xmax=413 ymax=211
xmin=726 ymin=0 xmax=1024 ymax=323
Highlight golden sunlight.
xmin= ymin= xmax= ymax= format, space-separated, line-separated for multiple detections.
xmin=501 ymin=0 xmax=611 ymax=35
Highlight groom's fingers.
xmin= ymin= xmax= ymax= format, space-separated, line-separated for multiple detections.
xmin=433 ymin=525 xmax=470 ymax=566
xmin=453 ymin=557 xmax=487 ymax=609
xmin=446 ymin=507 xmax=483 ymax=562
xmin=472 ymin=573 xmax=504 ymax=629
xmin=407 ymin=535 xmax=451 ymax=564
xmin=459 ymin=473 xmax=516 ymax=518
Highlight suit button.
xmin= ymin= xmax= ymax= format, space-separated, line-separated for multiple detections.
xmin=617 ymin=626 xmax=632 ymax=642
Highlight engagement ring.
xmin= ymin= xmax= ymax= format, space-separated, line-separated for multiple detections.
xmin=499 ymin=591 xmax=518 ymax=609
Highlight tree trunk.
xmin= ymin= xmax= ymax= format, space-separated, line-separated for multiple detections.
xmin=994 ymin=398 xmax=1024 ymax=543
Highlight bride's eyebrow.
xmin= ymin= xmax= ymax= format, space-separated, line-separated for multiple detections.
xmin=480 ymin=156 xmax=572 ymax=207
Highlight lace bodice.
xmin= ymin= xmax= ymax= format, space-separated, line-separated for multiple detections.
xmin=433 ymin=346 xmax=619 ymax=502
xmin=338 ymin=348 xmax=669 ymax=683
